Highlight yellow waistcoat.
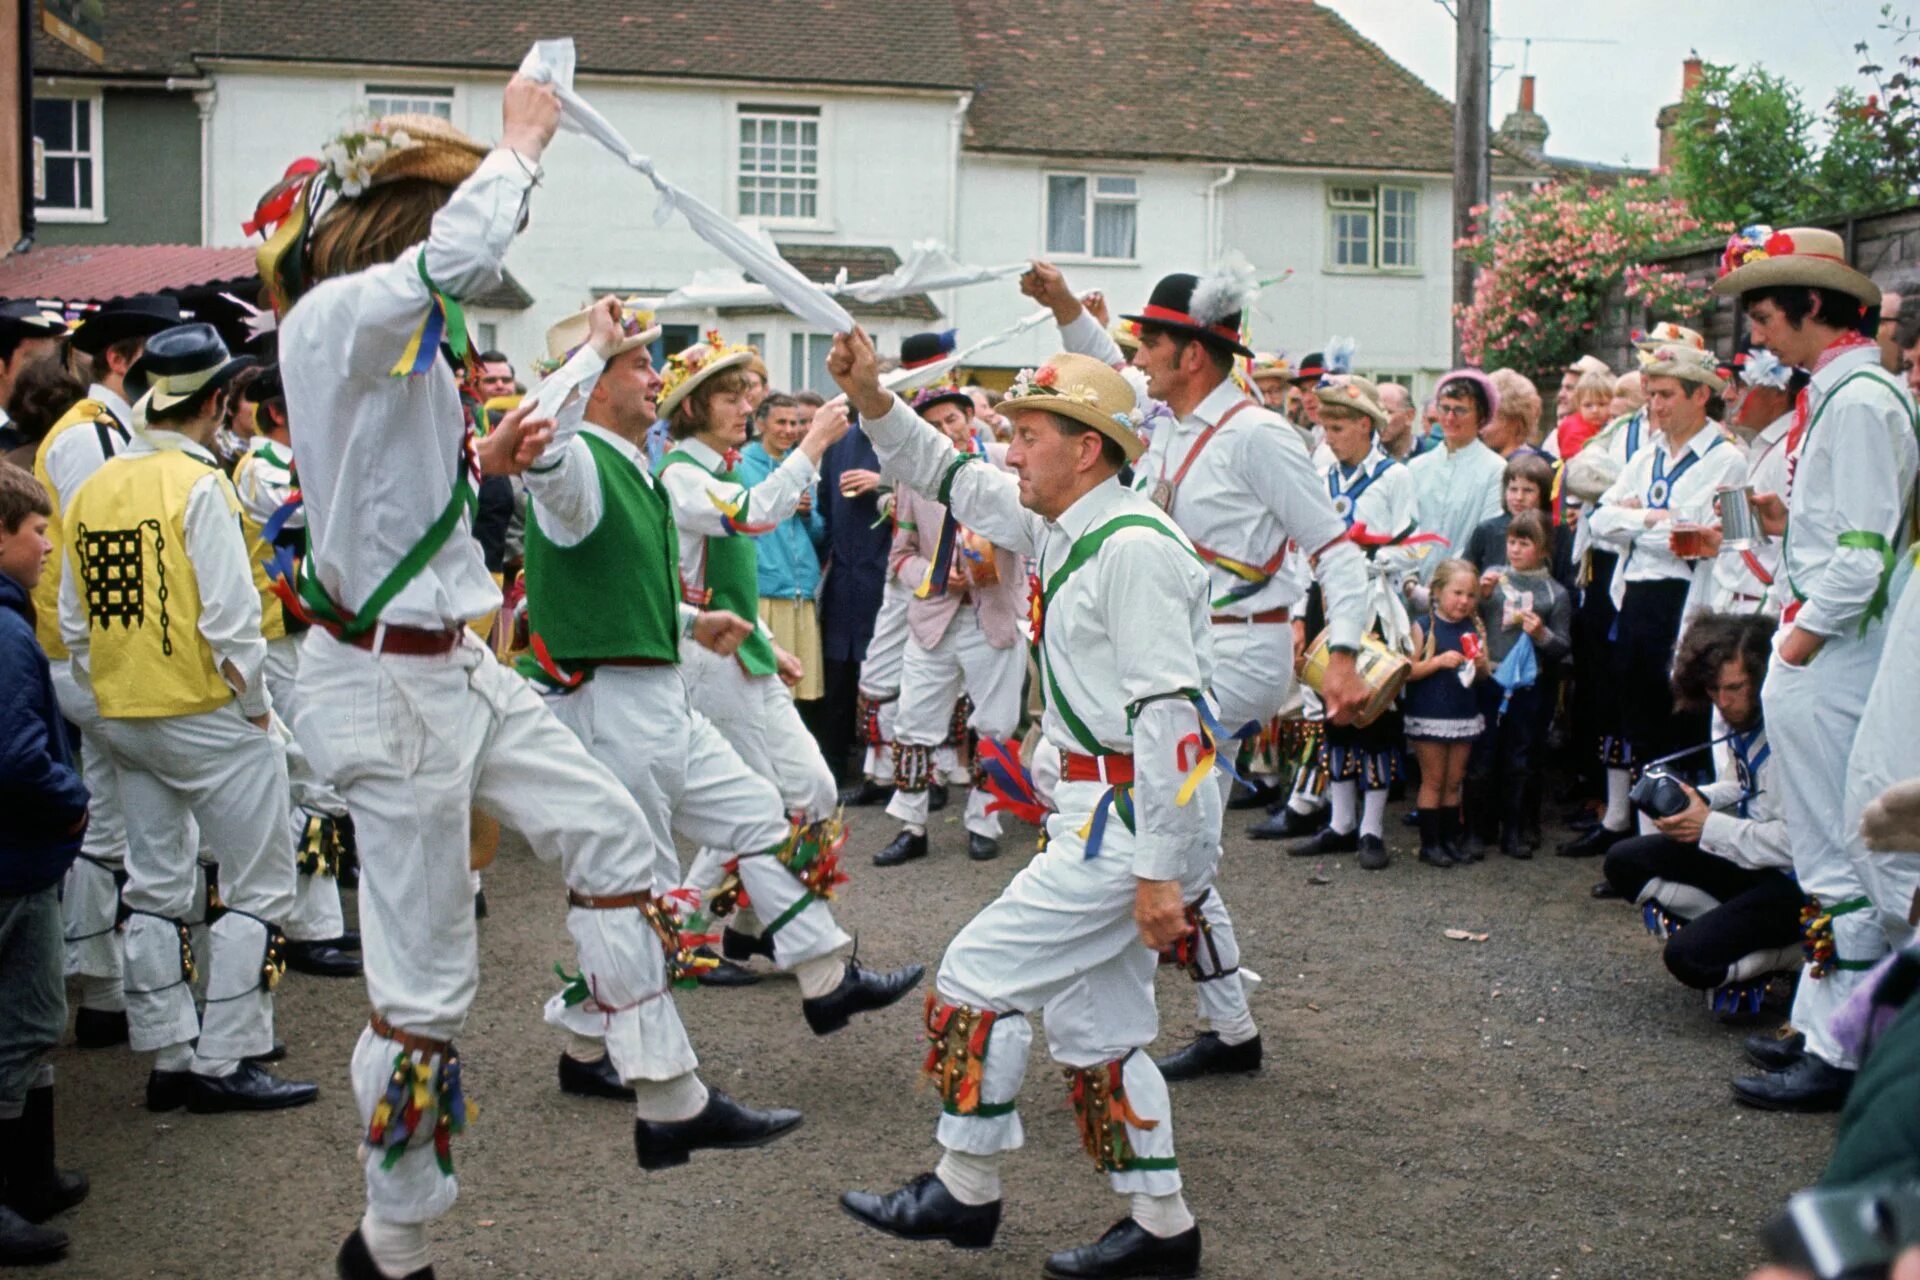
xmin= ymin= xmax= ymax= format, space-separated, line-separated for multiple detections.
xmin=231 ymin=449 xmax=289 ymax=642
xmin=31 ymin=399 xmax=124 ymax=659
xmin=64 ymin=448 xmax=239 ymax=718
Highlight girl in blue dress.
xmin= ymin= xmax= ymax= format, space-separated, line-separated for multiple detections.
xmin=1405 ymin=559 xmax=1492 ymax=868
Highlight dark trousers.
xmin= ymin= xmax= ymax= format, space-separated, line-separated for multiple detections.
xmin=1603 ymin=835 xmax=1804 ymax=989
xmin=0 ymin=886 xmax=66 ymax=1109
xmin=1568 ymin=550 xmax=1620 ymax=792
xmin=1608 ymin=579 xmax=1706 ymax=768
xmin=818 ymin=657 xmax=866 ymax=784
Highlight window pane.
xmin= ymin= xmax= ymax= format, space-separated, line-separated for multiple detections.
xmin=806 ymin=335 xmax=833 ymax=393
xmin=1333 ymin=211 xmax=1372 ymax=267
xmin=790 ymin=334 xmax=806 ymax=384
xmin=42 ymin=158 xmax=77 ymax=209
xmin=1096 ymin=175 xmax=1135 ymax=196
xmin=740 ymin=120 xmax=756 ymax=145
xmin=33 ymin=100 xmax=73 ymax=151
xmin=74 ymin=99 xmax=90 ymax=149
xmin=800 ymin=193 xmax=816 ymax=219
xmin=1047 ymin=176 xmax=1087 ymax=254
xmin=1093 ymin=201 xmax=1136 ymax=260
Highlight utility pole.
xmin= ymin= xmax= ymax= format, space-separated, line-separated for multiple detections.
xmin=1452 ymin=0 xmax=1490 ymax=366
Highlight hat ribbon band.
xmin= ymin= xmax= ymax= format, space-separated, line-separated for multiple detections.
xmin=1138 ymin=304 xmax=1241 ymax=344
xmin=151 ymin=367 xmax=219 ymax=398
xmin=901 ymin=354 xmax=949 ymax=370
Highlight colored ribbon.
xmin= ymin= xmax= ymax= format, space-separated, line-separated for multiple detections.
xmin=391 ymin=256 xmax=470 ymax=379
xmin=706 ymin=489 xmax=777 ymax=535
xmin=975 ymin=737 xmax=1050 ymax=825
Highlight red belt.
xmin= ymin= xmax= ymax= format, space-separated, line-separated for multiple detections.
xmin=329 ymin=623 xmax=463 ymax=655
xmin=1210 ymin=608 xmax=1291 ymax=626
xmin=1062 ymin=752 xmax=1135 ymax=785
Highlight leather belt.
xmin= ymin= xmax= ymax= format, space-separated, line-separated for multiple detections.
xmin=1210 ymin=607 xmax=1291 ymax=626
xmin=567 ymin=888 xmax=655 ymax=910
xmin=590 ymin=656 xmax=674 ymax=669
xmin=329 ymin=623 xmax=463 ymax=656
xmin=1062 ymin=752 xmax=1135 ymax=785
xmin=369 ymin=1013 xmax=450 ymax=1056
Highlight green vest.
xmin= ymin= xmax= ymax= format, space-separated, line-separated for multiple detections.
xmin=524 ymin=432 xmax=682 ymax=664
xmin=658 ymin=447 xmax=777 ymax=676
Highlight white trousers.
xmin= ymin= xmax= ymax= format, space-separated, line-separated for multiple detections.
xmin=50 ymin=665 xmax=129 ymax=993
xmin=1764 ymin=626 xmax=1889 ymax=1071
xmin=96 ymin=701 xmax=297 ymax=1066
xmin=859 ymin=582 xmax=914 ymax=782
xmin=1845 ymin=580 xmax=1920 ymax=950
xmin=933 ymin=775 xmax=1220 ymax=1197
xmin=264 ymin=634 xmax=347 ymax=942
xmin=885 ymin=611 xmax=1024 ymax=837
xmin=297 ymin=630 xmax=680 ymax=1223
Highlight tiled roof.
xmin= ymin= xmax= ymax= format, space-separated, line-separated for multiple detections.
xmin=0 ymin=244 xmax=259 ymax=304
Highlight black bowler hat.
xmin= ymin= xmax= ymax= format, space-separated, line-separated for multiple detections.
xmin=1293 ymin=351 xmax=1326 ymax=383
xmin=1121 ymin=273 xmax=1254 ymax=358
xmin=128 ymin=323 xmax=256 ymax=416
xmin=68 ymin=294 xmax=185 ymax=356
xmin=0 ymin=299 xmax=69 ymax=341
xmin=899 ymin=330 xmax=958 ymax=370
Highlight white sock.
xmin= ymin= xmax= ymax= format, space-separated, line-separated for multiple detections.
xmin=904 ymin=822 xmax=926 ymax=837
xmin=1131 ymin=1190 xmax=1196 ymax=1238
xmin=565 ymin=1032 xmax=605 ymax=1063
xmin=192 ymin=1055 xmax=240 ymax=1078
xmin=1287 ymin=773 xmax=1320 ymax=814
xmin=78 ymin=975 xmax=125 ymax=1012
xmin=1360 ymin=788 xmax=1390 ymax=839
xmin=632 ymin=1072 xmax=709 ymax=1123
xmin=935 ymin=1150 xmax=1003 ymax=1206
xmin=1603 ymin=769 xmax=1632 ymax=831
xmin=795 ymin=954 xmax=847 ymax=1000
xmin=1327 ymin=780 xmax=1358 ymax=834
xmin=1212 ymin=1006 xmax=1259 ymax=1046
xmin=360 ymin=1210 xmax=431 ymax=1278
xmin=154 ymin=1042 xmax=193 ymax=1072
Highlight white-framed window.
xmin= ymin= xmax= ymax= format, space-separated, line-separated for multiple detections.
xmin=1045 ymin=173 xmax=1137 ymax=261
xmin=737 ymin=105 xmax=821 ymax=222
xmin=365 ymin=84 xmax=454 ymax=119
xmin=32 ymin=90 xmax=103 ymax=222
xmin=790 ymin=333 xmax=834 ymax=392
xmin=1326 ymin=183 xmax=1420 ymax=272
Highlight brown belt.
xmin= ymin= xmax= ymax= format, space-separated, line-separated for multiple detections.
xmin=369 ymin=1013 xmax=450 ymax=1056
xmin=328 ymin=623 xmax=463 ymax=655
xmin=567 ymin=888 xmax=655 ymax=910
xmin=1210 ymin=608 xmax=1291 ymax=626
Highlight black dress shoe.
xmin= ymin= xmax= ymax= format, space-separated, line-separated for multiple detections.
xmin=693 ymin=948 xmax=761 ymax=988
xmin=473 ymin=889 xmax=488 ymax=919
xmin=928 ymin=782 xmax=950 ymax=812
xmin=337 ymin=1226 xmax=435 ymax=1279
xmin=967 ymin=833 xmax=1001 ymax=861
xmin=1153 ymin=1032 xmax=1261 ymax=1082
xmin=1357 ymin=835 xmax=1390 ymax=871
xmin=633 ymin=1089 xmax=801 ymax=1170
xmin=1731 ymin=1053 xmax=1855 ymax=1113
xmin=803 ymin=959 xmax=927 ymax=1035
xmin=327 ymin=930 xmax=363 ymax=953
xmin=246 ymin=1041 xmax=288 ymax=1064
xmin=838 ymin=777 xmax=895 ymax=807
xmin=1044 ymin=1218 xmax=1202 ymax=1280
xmin=185 ymin=1061 xmax=320 ymax=1113
xmin=841 ymin=1171 xmax=1001 ymax=1250
xmin=1226 ymin=779 xmax=1283 ymax=811
xmin=1745 ymin=1028 xmax=1806 ymax=1072
xmin=147 ymin=1070 xmax=189 ymax=1113
xmin=558 ymin=1052 xmax=635 ymax=1101
xmin=73 ymin=1006 xmax=128 ymax=1049
xmin=1 ymin=1086 xmax=88 ymax=1223
xmin=1247 ymin=806 xmax=1323 ymax=841
xmin=0 ymin=1206 xmax=67 ymax=1266
xmin=1557 ymin=825 xmax=1630 ymax=858
xmin=874 ymin=830 xmax=929 ymax=867
xmin=1288 ymin=826 xmax=1357 ymax=858
xmin=721 ymin=926 xmax=775 ymax=964
xmin=1590 ymin=880 xmax=1623 ymax=900
xmin=286 ymin=939 xmax=364 ymax=978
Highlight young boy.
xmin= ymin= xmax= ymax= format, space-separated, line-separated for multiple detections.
xmin=0 ymin=464 xmax=90 ymax=1264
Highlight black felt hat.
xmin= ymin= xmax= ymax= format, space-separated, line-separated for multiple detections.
xmin=1120 ymin=273 xmax=1254 ymax=359
xmin=68 ymin=294 xmax=185 ymax=356
xmin=899 ymin=330 xmax=958 ymax=370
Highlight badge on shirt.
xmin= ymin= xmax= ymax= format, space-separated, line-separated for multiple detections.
xmin=1647 ymin=477 xmax=1672 ymax=509
xmin=1150 ymin=480 xmax=1174 ymax=512
xmin=1331 ymin=494 xmax=1354 ymax=521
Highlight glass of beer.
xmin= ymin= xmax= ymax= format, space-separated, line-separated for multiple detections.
xmin=1669 ymin=522 xmax=1711 ymax=559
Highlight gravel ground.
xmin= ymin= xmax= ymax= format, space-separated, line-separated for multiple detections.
xmin=42 ymin=799 xmax=1830 ymax=1279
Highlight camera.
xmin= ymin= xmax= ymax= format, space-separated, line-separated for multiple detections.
xmin=1766 ymin=1183 xmax=1920 ymax=1279
xmin=1629 ymin=766 xmax=1692 ymax=820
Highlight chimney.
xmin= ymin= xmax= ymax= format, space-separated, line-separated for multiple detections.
xmin=1681 ymin=56 xmax=1703 ymax=96
xmin=1518 ymin=73 xmax=1536 ymax=114
xmin=1498 ymin=73 xmax=1549 ymax=157
xmin=1657 ymin=56 xmax=1705 ymax=171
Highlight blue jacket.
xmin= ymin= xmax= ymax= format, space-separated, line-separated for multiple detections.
xmin=738 ymin=441 xmax=826 ymax=602
xmin=0 ymin=569 xmax=87 ymax=894
xmin=816 ymin=425 xmax=893 ymax=664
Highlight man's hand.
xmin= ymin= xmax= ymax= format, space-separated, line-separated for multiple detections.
xmin=1020 ymin=260 xmax=1083 ymax=326
xmin=774 ymin=644 xmax=806 ymax=689
xmin=947 ymin=560 xmax=970 ymax=592
xmin=1750 ymin=490 xmax=1789 ymax=536
xmin=1679 ymin=522 xmax=1723 ymax=559
xmin=500 ymin=75 xmax=562 ymax=162
xmin=827 ymin=328 xmax=892 ymax=420
xmin=691 ymin=610 xmax=753 ymax=657
xmin=476 ymin=401 xmax=556 ymax=476
xmin=1319 ymin=650 xmax=1369 ymax=725
xmin=584 ymin=295 xmax=624 ymax=359
xmin=800 ymin=396 xmax=852 ymax=462
xmin=1653 ymin=783 xmax=1710 ymax=844
xmin=1642 ymin=506 xmax=1672 ymax=527
xmin=1080 ymin=290 xmax=1112 ymax=327
xmin=1862 ymin=776 xmax=1920 ymax=852
xmin=1778 ymin=625 xmax=1826 ymax=669
xmin=1134 ymin=879 xmax=1188 ymax=951
xmin=796 ymin=488 xmax=814 ymax=516
xmin=838 ymin=467 xmax=881 ymax=498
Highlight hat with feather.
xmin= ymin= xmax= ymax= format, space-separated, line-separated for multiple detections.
xmin=1121 ymin=253 xmax=1258 ymax=358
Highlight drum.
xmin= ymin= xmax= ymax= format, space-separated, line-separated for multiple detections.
xmin=1299 ymin=630 xmax=1411 ymax=728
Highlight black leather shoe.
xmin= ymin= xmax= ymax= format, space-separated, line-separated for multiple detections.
xmin=185 ymin=1060 xmax=320 ymax=1113
xmin=73 ymin=1006 xmax=128 ymax=1049
xmin=1357 ymin=835 xmax=1390 ymax=871
xmin=1558 ymin=825 xmax=1630 ymax=858
xmin=1248 ymin=806 xmax=1323 ymax=841
xmin=1500 ymin=825 xmax=1531 ymax=860
xmin=841 ymin=1171 xmax=1001 ymax=1250
xmin=928 ymin=783 xmax=950 ymax=812
xmin=874 ymin=830 xmax=929 ymax=867
xmin=693 ymin=948 xmax=761 ymax=988
xmin=1044 ymin=1218 xmax=1202 ymax=1279
xmin=1226 ymin=779 xmax=1283 ymax=811
xmin=473 ymin=889 xmax=488 ymax=919
xmin=146 ymin=1070 xmax=189 ymax=1113
xmin=967 ymin=833 xmax=1001 ymax=861
xmin=1732 ymin=1054 xmax=1855 ymax=1113
xmin=1 ymin=1087 xmax=88 ymax=1223
xmin=803 ymin=959 xmax=927 ymax=1035
xmin=838 ymin=777 xmax=894 ymax=807
xmin=633 ymin=1089 xmax=801 ymax=1170
xmin=721 ymin=926 xmax=775 ymax=964
xmin=1745 ymin=1028 xmax=1806 ymax=1072
xmin=1590 ymin=880 xmax=1623 ymax=900
xmin=0 ymin=1206 xmax=67 ymax=1266
xmin=245 ymin=1041 xmax=288 ymax=1064
xmin=327 ymin=930 xmax=363 ymax=953
xmin=337 ymin=1226 xmax=435 ymax=1279
xmin=558 ymin=1052 xmax=635 ymax=1101
xmin=286 ymin=939 xmax=364 ymax=978
xmin=1154 ymin=1032 xmax=1261 ymax=1082
xmin=1288 ymin=826 xmax=1357 ymax=858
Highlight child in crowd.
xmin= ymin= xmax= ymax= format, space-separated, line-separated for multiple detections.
xmin=1465 ymin=454 xmax=1575 ymax=588
xmin=1404 ymin=559 xmax=1491 ymax=869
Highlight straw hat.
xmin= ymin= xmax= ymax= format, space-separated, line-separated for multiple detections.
xmin=1313 ymin=374 xmax=1387 ymax=427
xmin=657 ymin=330 xmax=758 ymax=419
xmin=1000 ymin=353 xmax=1147 ymax=463
xmin=320 ymin=115 xmax=488 ymax=196
xmin=543 ymin=298 xmax=661 ymax=370
xmin=1566 ymin=354 xmax=1611 ymax=377
xmin=1713 ymin=225 xmax=1880 ymax=305
xmin=1632 ymin=322 xmax=1707 ymax=360
xmin=1248 ymin=351 xmax=1293 ymax=382
xmin=1639 ymin=342 xmax=1727 ymax=394
xmin=1108 ymin=318 xmax=1143 ymax=356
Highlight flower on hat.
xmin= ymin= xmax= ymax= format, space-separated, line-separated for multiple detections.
xmin=1719 ymin=224 xmax=1777 ymax=278
xmin=1033 ymin=364 xmax=1060 ymax=389
xmin=1738 ymin=348 xmax=1793 ymax=390
xmin=317 ymin=120 xmax=421 ymax=199
xmin=1763 ymin=230 xmax=1796 ymax=257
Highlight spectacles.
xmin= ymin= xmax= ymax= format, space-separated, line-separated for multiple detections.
xmin=1436 ymin=404 xmax=1475 ymax=418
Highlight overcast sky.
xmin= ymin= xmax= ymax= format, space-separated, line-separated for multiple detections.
xmin=1322 ymin=0 xmax=1901 ymax=169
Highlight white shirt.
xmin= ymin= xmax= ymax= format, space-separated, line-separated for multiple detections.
xmin=866 ymin=393 xmax=1218 ymax=882
xmin=1697 ymin=725 xmax=1789 ymax=871
xmin=1709 ymin=413 xmax=1790 ymax=612
xmin=40 ymin=383 xmax=135 ymax=511
xmin=1774 ymin=346 xmax=1920 ymax=637
xmin=658 ymin=434 xmax=817 ymax=592
xmin=1588 ymin=423 xmax=1748 ymax=606
xmin=59 ymin=430 xmax=269 ymax=717
xmin=232 ymin=435 xmax=299 ymax=532
xmin=1406 ymin=437 xmax=1505 ymax=575
xmin=1327 ymin=443 xmax=1417 ymax=541
xmin=281 ymin=147 xmax=540 ymax=630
